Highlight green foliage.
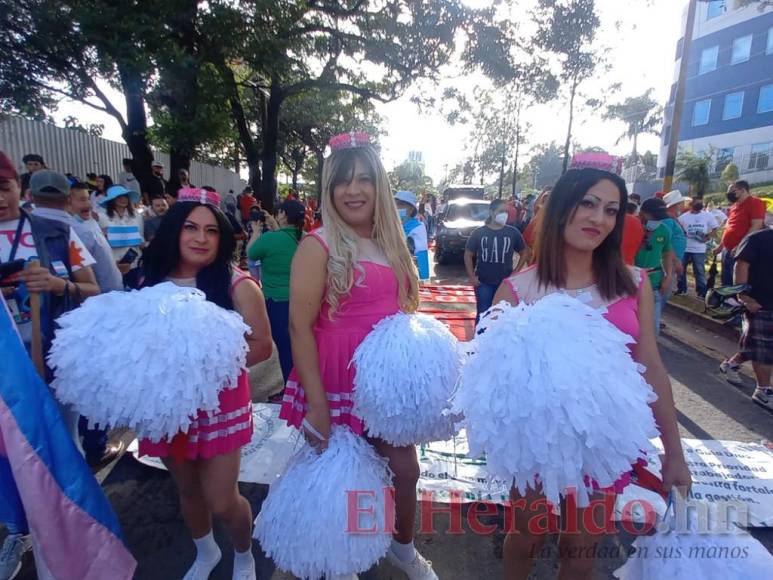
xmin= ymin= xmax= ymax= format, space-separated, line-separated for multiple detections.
xmin=604 ymin=88 xmax=663 ymax=161
xmin=676 ymin=150 xmax=712 ymax=197
xmin=389 ymin=159 xmax=434 ymax=194
xmin=721 ymin=163 xmax=740 ymax=186
xmin=522 ymin=142 xmax=565 ymax=190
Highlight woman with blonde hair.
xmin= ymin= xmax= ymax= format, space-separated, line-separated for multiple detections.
xmin=278 ymin=132 xmax=436 ymax=580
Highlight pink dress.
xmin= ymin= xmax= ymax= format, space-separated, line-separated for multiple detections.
xmin=279 ymin=231 xmax=400 ymax=435
xmin=503 ymin=265 xmax=646 ymax=494
xmin=139 ymin=270 xmax=255 ymax=460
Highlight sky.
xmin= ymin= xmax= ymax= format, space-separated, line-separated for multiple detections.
xmin=52 ymin=0 xmax=686 ymax=184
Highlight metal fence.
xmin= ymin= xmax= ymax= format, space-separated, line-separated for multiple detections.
xmin=0 ymin=116 xmax=247 ymax=194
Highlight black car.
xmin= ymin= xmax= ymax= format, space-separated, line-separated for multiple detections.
xmin=434 ymin=198 xmax=490 ymax=264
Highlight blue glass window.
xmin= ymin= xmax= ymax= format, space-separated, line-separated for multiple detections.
xmin=759 ymin=85 xmax=773 ymax=114
xmin=699 ymin=46 xmax=719 ymax=74
xmin=722 ymin=92 xmax=744 ymax=120
xmin=731 ymin=35 xmax=752 ymax=65
xmin=706 ymin=1 xmax=726 ymax=20
xmin=692 ymin=99 xmax=711 ymax=126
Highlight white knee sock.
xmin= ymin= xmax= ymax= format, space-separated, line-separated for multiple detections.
xmin=232 ymin=546 xmax=255 ymax=579
xmin=390 ymin=539 xmax=416 ymax=563
xmin=193 ymin=531 xmax=221 ymax=563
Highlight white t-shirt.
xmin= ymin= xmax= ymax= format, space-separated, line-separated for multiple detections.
xmin=0 ymin=217 xmax=95 ymax=346
xmin=678 ymin=211 xmax=719 ymax=254
xmin=711 ymin=208 xmax=727 ymax=226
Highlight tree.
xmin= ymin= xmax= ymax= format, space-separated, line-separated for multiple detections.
xmin=522 ymin=142 xmax=565 ymax=190
xmin=389 ymin=159 xmax=434 ymax=194
xmin=0 ymin=0 xmax=169 ymax=190
xmin=604 ymin=89 xmax=663 ymax=163
xmin=213 ymin=0 xmax=515 ymax=210
xmin=721 ymin=163 xmax=740 ymax=188
xmin=63 ymin=116 xmax=105 ymax=138
xmin=534 ymin=0 xmax=603 ymax=173
xmin=676 ymin=150 xmax=712 ymax=197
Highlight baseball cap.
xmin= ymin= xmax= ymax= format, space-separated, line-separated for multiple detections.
xmin=30 ymin=169 xmax=71 ymax=200
xmin=394 ymin=190 xmax=417 ymax=208
xmin=0 ymin=151 xmax=19 ymax=181
xmin=151 ymin=160 xmax=164 ymax=168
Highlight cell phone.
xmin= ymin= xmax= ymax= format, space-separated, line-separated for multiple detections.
xmin=249 ymin=207 xmax=266 ymax=222
xmin=119 ymin=248 xmax=139 ymax=265
xmin=0 ymin=259 xmax=26 ymax=286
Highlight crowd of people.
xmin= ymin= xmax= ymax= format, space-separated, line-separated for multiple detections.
xmin=0 ymin=132 xmax=770 ymax=580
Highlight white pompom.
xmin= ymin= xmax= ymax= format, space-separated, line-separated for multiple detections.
xmin=351 ymin=312 xmax=461 ymax=446
xmin=614 ymin=503 xmax=773 ymax=579
xmin=255 ymin=427 xmax=393 ymax=579
xmin=453 ymin=293 xmax=659 ymax=508
xmin=48 ymin=282 xmax=250 ymax=442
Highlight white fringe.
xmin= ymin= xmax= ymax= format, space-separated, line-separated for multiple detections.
xmin=254 ymin=427 xmax=393 ymax=579
xmin=47 ymin=282 xmax=250 ymax=442
xmin=352 ymin=312 xmax=461 ymax=446
xmin=614 ymin=503 xmax=773 ymax=579
xmin=453 ymin=293 xmax=659 ymax=508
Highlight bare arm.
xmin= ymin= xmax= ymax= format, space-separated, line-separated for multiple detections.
xmin=20 ymin=265 xmax=100 ymax=299
xmin=635 ymin=276 xmax=691 ymax=493
xmin=289 ymin=237 xmax=331 ymax=445
xmin=232 ymin=278 xmax=273 ymax=366
xmin=463 ymin=250 xmax=478 ymax=285
xmin=514 ymin=247 xmax=531 ymax=272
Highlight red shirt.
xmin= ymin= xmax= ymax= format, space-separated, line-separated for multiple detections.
xmin=722 ymin=195 xmax=766 ymax=251
xmin=621 ymin=213 xmax=645 ymax=265
xmin=239 ymin=194 xmax=257 ymax=221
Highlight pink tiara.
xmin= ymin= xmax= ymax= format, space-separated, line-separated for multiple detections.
xmin=178 ymin=187 xmax=221 ymax=206
xmin=328 ymin=131 xmax=372 ymax=152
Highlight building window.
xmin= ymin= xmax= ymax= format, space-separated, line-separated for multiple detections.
xmin=692 ymin=99 xmax=711 ymax=126
xmin=669 ymin=83 xmax=677 ymax=103
xmin=706 ymin=0 xmax=726 ymax=20
xmin=731 ymin=35 xmax=753 ymax=64
xmin=662 ymin=125 xmax=672 ymax=146
xmin=716 ymin=147 xmax=735 ymax=173
xmin=749 ymin=143 xmax=771 ymax=170
xmin=699 ymin=46 xmax=719 ymax=74
xmin=767 ymin=27 xmax=773 ymax=55
xmin=759 ymin=85 xmax=773 ymax=114
xmin=722 ymin=92 xmax=744 ymax=120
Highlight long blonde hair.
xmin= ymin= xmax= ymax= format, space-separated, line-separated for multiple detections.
xmin=320 ymin=146 xmax=419 ymax=315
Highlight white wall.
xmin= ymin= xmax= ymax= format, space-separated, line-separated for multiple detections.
xmin=0 ymin=117 xmax=247 ymax=194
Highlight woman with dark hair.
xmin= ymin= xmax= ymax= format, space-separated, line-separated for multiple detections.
xmin=139 ymin=188 xmax=273 ymax=580
xmin=493 ymin=168 xmax=690 ymax=580
xmin=90 ymin=174 xmax=113 ymax=210
xmin=246 ymin=199 xmax=306 ymax=384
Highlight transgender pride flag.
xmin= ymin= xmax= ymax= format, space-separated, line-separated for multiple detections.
xmin=0 ymin=301 xmax=135 ymax=579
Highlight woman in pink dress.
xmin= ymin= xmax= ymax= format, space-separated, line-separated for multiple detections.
xmin=278 ymin=132 xmax=437 ymax=580
xmin=139 ymin=188 xmax=273 ymax=580
xmin=493 ymin=169 xmax=692 ymax=580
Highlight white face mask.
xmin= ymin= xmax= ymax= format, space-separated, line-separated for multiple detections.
xmin=493 ymin=212 xmax=508 ymax=225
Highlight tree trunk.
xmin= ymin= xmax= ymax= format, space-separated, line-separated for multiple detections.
xmin=118 ymin=65 xmax=155 ymax=194
xmin=512 ymin=125 xmax=521 ymax=198
xmin=562 ymin=77 xmax=578 ymax=175
xmin=260 ymin=82 xmax=285 ymax=212
xmin=631 ymin=130 xmax=639 ymax=165
xmin=497 ymin=144 xmax=507 ymax=199
xmin=315 ymin=150 xmax=324 ymax=201
xmin=216 ymin=60 xmax=261 ymax=194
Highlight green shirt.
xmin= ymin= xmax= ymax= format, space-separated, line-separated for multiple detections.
xmin=635 ymin=223 xmax=672 ymax=289
xmin=247 ymin=227 xmax=300 ymax=300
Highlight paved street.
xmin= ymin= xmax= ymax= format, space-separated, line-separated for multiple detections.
xmin=13 ymin=259 xmax=773 ymax=580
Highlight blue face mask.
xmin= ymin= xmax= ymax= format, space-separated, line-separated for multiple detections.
xmin=398 ymin=208 xmax=408 ymax=220
xmin=645 ymin=220 xmax=661 ymax=231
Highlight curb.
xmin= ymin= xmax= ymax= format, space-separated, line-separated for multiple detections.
xmin=664 ymin=298 xmax=740 ymax=342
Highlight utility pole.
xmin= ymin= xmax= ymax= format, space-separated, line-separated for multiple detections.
xmin=662 ymin=0 xmax=698 ymax=192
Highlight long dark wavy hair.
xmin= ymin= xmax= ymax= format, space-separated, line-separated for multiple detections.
xmin=534 ymin=168 xmax=636 ymax=301
xmin=141 ymin=201 xmax=236 ymax=310
xmin=105 ymin=196 xmax=136 ymax=219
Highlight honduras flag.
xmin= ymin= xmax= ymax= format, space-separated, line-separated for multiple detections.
xmin=0 ymin=301 xmax=135 ymax=579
